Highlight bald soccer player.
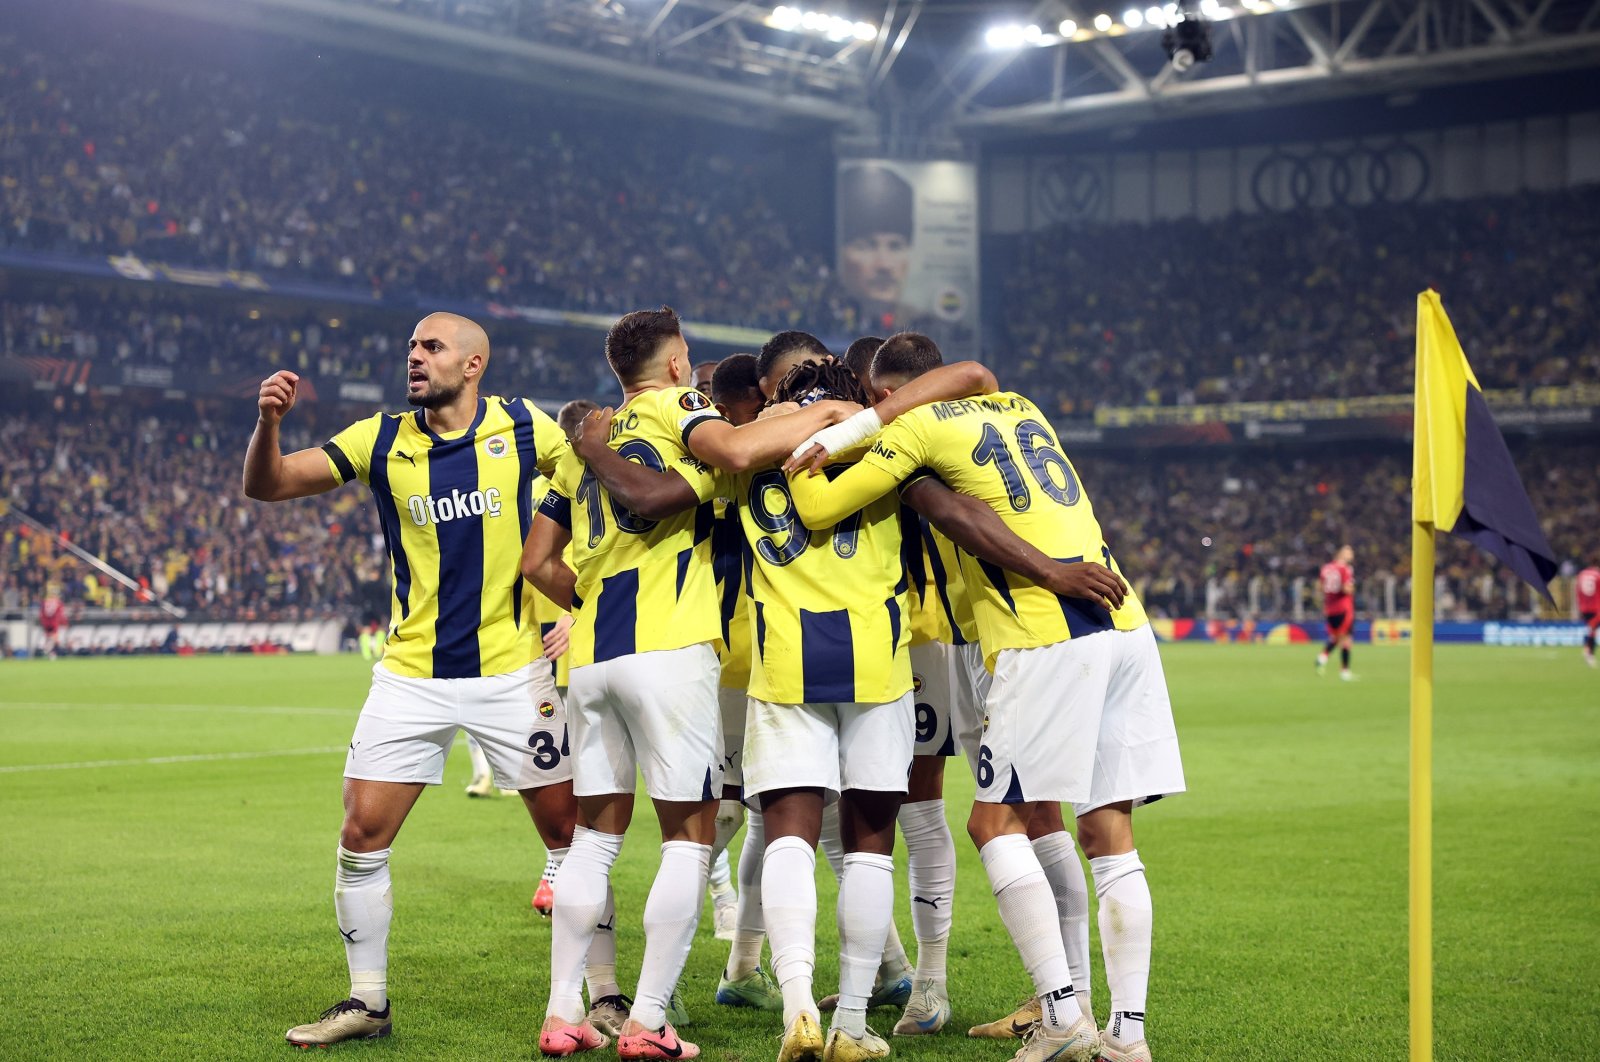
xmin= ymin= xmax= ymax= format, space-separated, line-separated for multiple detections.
xmin=246 ymin=312 xmax=587 ymax=1048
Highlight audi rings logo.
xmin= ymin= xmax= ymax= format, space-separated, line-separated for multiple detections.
xmin=1251 ymin=142 xmax=1430 ymax=212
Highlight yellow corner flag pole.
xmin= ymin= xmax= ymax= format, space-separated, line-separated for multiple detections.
xmin=1409 ymin=518 xmax=1433 ymax=1062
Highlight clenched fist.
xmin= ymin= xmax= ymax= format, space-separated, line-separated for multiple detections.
xmin=258 ymin=370 xmax=300 ymax=424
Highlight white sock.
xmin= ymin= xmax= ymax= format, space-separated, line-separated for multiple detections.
xmin=899 ymin=799 xmax=953 ymax=985
xmin=466 ymin=734 xmax=491 ymax=780
xmin=710 ymin=849 xmax=734 ymax=894
xmin=1034 ymin=831 xmax=1092 ymax=1020
xmin=822 ymin=802 xmax=908 ymax=977
xmin=335 ymin=846 xmax=393 ymax=1012
xmin=543 ymin=845 xmax=567 ymax=885
xmin=547 ymin=827 xmax=623 ymax=1021
xmin=727 ymin=809 xmax=767 ymax=979
xmin=1093 ymin=851 xmax=1152 ymax=1046
xmin=834 ymin=852 xmax=895 ymax=1038
xmin=980 ymin=834 xmax=1075 ymax=1033
xmin=762 ymin=835 xmax=819 ymax=1027
xmin=585 ymin=884 xmax=620 ymax=1003
xmin=631 ymin=841 xmax=712 ymax=1030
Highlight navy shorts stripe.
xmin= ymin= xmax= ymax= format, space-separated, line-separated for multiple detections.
xmin=367 ymin=417 xmax=412 ymax=621
xmin=429 ymin=436 xmax=485 ymax=679
xmin=593 ymin=568 xmax=640 ymax=663
xmin=800 ymin=608 xmax=855 ymax=704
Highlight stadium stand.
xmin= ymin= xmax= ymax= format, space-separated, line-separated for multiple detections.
xmin=998 ymin=188 xmax=1600 ymax=414
xmin=0 ymin=28 xmax=853 ymax=334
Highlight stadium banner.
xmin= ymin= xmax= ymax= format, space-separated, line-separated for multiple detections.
xmin=1096 ymin=384 xmax=1600 ymax=428
xmin=5 ymin=619 xmax=344 ymax=658
xmin=1147 ymin=617 xmax=1584 ymax=645
xmin=837 ymin=160 xmax=979 ymax=357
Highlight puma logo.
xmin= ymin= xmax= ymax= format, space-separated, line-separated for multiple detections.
xmin=913 ymin=896 xmax=943 ymax=909
xmin=340 ymin=927 xmax=357 ymax=943
xmin=393 ymin=450 xmax=416 ymax=467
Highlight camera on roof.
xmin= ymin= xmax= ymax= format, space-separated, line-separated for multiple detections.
xmin=1161 ymin=2 xmax=1214 ymax=72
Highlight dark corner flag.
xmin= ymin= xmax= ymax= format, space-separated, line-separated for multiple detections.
xmin=1407 ymin=289 xmax=1558 ymax=1062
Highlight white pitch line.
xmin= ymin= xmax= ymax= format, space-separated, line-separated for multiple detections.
xmin=0 ymin=746 xmax=348 ymax=774
xmin=0 ymin=701 xmax=354 ymax=717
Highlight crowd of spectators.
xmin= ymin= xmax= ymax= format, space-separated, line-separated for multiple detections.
xmin=1074 ymin=440 xmax=1599 ymax=619
xmin=0 ymin=395 xmax=387 ymax=622
xmin=1 ymin=284 xmax=606 ymax=400
xmin=1001 ymin=188 xmax=1600 ymax=415
xmin=4 ymin=393 xmax=1591 ymax=625
xmin=0 ymin=24 xmax=858 ymax=335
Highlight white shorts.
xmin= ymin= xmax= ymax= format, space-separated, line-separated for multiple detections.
xmin=743 ymin=692 xmax=915 ymax=803
xmin=345 ymin=661 xmax=572 ymax=790
xmin=910 ymin=641 xmax=991 ymax=778
xmin=718 ymin=685 xmax=748 ymax=790
xmin=568 ymin=642 xmax=723 ymax=803
xmin=979 ymin=625 xmax=1185 ymax=813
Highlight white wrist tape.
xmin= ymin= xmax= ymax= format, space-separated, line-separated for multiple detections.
xmin=791 ymin=408 xmax=883 ymax=461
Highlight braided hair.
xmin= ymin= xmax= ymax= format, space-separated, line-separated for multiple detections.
xmin=772 ymin=358 xmax=870 ymax=409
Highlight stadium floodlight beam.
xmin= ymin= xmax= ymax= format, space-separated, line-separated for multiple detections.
xmin=769 ymin=6 xmax=877 ymax=41
xmin=1093 ymin=13 xmax=1114 ymax=31
xmin=1059 ymin=18 xmax=1077 ymax=35
xmin=1123 ymin=8 xmax=1144 ymax=28
xmin=1146 ymin=6 xmax=1167 ymax=27
xmin=984 ymin=23 xmax=1028 ymax=48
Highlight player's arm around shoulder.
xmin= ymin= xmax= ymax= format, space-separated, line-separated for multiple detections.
xmin=785 ymin=361 xmax=997 ymax=475
xmin=901 ymin=476 xmax=1128 ymax=610
xmin=571 ymin=404 xmax=702 ymax=520
xmin=243 ymin=370 xmax=342 ymax=502
xmin=684 ymin=395 xmax=860 ymax=474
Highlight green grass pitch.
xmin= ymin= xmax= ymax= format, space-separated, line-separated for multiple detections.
xmin=2 ymin=644 xmax=1597 ymax=1060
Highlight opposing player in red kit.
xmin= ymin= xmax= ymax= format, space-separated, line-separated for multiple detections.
xmin=1317 ymin=545 xmax=1356 ymax=681
xmin=1577 ymin=564 xmax=1599 ymax=669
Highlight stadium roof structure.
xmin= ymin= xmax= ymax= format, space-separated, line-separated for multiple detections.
xmin=110 ymin=0 xmax=1600 ymax=140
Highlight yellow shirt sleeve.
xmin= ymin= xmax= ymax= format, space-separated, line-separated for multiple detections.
xmin=526 ymin=402 xmax=571 ymax=479
xmin=322 ymin=414 xmax=383 ymax=486
xmin=786 ymin=414 xmax=930 ymax=528
xmin=786 ymin=461 xmax=904 ymax=529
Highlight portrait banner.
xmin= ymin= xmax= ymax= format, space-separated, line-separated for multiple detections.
xmin=836 ymin=160 xmax=979 ymax=357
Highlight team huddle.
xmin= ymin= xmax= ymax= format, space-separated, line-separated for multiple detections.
xmin=244 ymin=308 xmax=1186 ymax=1062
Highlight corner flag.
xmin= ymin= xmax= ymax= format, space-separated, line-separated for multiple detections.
xmin=1408 ymin=289 xmax=1556 ymax=1062
xmin=1413 ymin=290 xmax=1558 ymax=594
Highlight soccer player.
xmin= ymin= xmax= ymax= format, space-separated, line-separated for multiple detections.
xmin=691 ymin=353 xmax=784 ymax=1002
xmin=520 ymin=308 xmax=860 ymax=1059
xmin=786 ymin=332 xmax=1186 ymax=1062
xmin=244 ymin=312 xmax=584 ymax=1049
xmin=518 ymin=399 xmax=598 ymax=914
xmin=578 ymin=343 xmax=1032 ymax=1062
xmin=38 ymin=588 xmax=67 ymax=659
xmin=1578 ymin=563 xmax=1599 ymax=668
xmin=1317 ymin=545 xmax=1356 ymax=680
xmin=755 ymin=331 xmax=919 ymax=1008
xmin=842 ymin=336 xmax=885 ymax=385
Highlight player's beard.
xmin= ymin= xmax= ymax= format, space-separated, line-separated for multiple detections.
xmin=408 ymin=376 xmax=464 ymax=409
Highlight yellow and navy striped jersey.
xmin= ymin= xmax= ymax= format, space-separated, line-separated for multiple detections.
xmin=735 ymin=465 xmax=911 ymax=705
xmin=789 ymin=392 xmax=1146 ymax=672
xmin=530 ymin=477 xmax=572 ymax=688
xmin=901 ymin=509 xmax=979 ymax=647
xmin=323 ymin=395 xmax=569 ymax=679
xmin=538 ymin=386 xmax=729 ymax=668
xmin=712 ymin=500 xmax=752 ymax=690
